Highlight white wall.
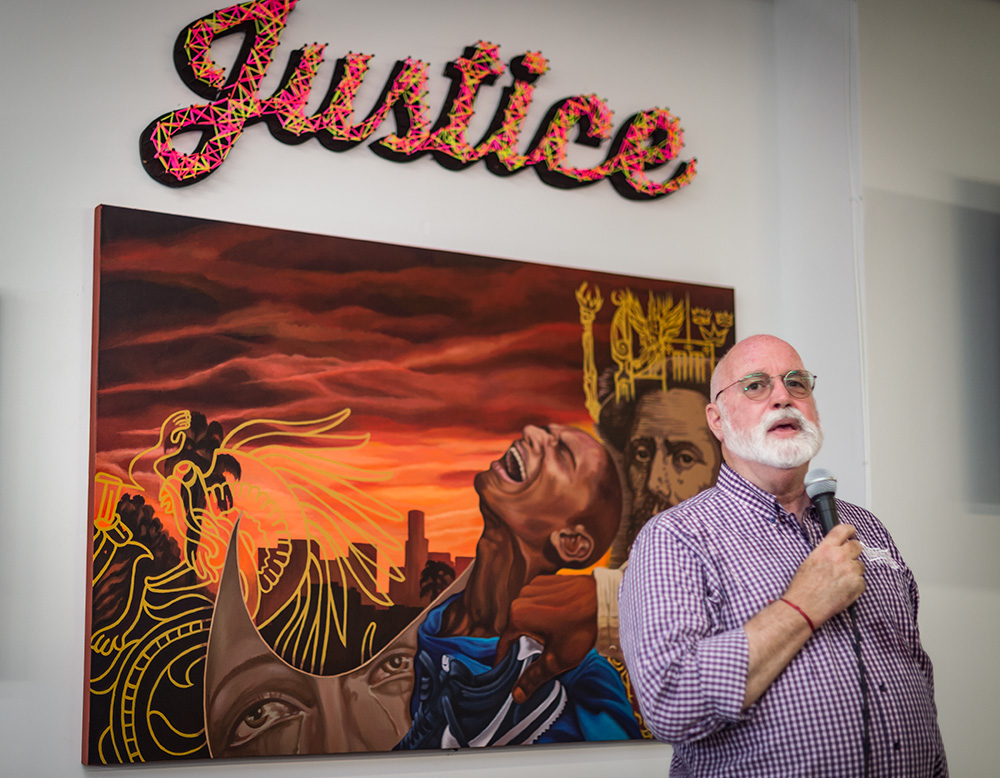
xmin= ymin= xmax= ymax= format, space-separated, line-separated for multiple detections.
xmin=0 ymin=1 xmax=873 ymax=775
xmin=858 ymin=0 xmax=1000 ymax=775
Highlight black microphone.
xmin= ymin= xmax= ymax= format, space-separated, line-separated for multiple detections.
xmin=805 ymin=468 xmax=839 ymax=535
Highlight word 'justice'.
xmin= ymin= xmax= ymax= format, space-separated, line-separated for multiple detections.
xmin=141 ymin=0 xmax=697 ymax=200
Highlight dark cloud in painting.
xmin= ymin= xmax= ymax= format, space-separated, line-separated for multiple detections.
xmin=94 ymin=205 xmax=734 ymax=458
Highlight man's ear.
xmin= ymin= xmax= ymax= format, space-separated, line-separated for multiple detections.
xmin=705 ymin=403 xmax=725 ymax=443
xmin=550 ymin=525 xmax=594 ymax=565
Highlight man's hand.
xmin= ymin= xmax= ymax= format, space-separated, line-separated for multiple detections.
xmin=495 ymin=574 xmax=597 ymax=704
xmin=784 ymin=523 xmax=866 ymax=628
xmin=742 ymin=524 xmax=867 ymax=709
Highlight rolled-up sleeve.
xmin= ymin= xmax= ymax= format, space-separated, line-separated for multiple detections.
xmin=618 ymin=520 xmax=749 ymax=744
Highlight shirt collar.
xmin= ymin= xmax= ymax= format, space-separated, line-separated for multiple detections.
xmin=715 ymin=462 xmax=799 ymax=525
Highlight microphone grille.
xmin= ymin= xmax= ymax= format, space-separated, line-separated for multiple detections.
xmin=804 ymin=468 xmax=837 ymax=499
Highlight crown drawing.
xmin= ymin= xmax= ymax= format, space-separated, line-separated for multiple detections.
xmin=576 ymin=281 xmax=734 ymax=421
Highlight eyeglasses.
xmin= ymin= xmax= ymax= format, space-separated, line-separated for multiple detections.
xmin=713 ymin=370 xmax=817 ymax=403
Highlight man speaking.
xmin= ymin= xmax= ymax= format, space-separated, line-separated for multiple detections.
xmin=619 ymin=335 xmax=947 ymax=776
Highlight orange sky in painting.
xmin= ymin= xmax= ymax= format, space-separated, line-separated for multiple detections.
xmin=93 ymin=206 xmax=733 ymax=576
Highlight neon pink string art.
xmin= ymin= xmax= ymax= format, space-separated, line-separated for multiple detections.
xmin=140 ymin=0 xmax=697 ymax=200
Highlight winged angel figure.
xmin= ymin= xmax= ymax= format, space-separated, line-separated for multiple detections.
xmin=88 ymin=408 xmax=406 ymax=762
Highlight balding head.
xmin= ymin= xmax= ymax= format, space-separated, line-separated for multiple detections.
xmin=711 ymin=335 xmax=805 ymax=406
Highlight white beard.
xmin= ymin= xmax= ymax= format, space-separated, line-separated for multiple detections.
xmin=721 ymin=406 xmax=823 ymax=469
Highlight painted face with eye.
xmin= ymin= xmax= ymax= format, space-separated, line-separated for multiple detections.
xmin=474 ymin=424 xmax=620 ymax=569
xmin=624 ymin=389 xmax=720 ymax=541
xmin=204 ymin=533 xmax=419 ymax=756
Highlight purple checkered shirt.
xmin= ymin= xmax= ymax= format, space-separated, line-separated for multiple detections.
xmin=619 ymin=464 xmax=947 ymax=777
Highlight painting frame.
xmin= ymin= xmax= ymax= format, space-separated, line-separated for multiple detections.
xmin=84 ymin=205 xmax=735 ymax=764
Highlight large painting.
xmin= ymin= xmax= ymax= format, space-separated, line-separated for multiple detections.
xmin=84 ymin=205 xmax=735 ymax=763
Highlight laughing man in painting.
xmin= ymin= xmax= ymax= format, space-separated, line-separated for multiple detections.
xmin=397 ymin=424 xmax=641 ymax=749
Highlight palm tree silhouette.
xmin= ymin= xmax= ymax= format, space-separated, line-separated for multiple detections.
xmin=419 ymin=560 xmax=456 ymax=601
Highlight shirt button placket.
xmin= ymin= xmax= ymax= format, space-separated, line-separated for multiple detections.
xmin=875 ymin=681 xmax=899 ymax=772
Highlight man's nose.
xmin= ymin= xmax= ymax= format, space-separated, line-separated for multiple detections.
xmin=648 ymin=452 xmax=672 ymax=499
xmin=522 ymin=424 xmax=550 ymax=447
xmin=524 ymin=423 xmax=563 ymax=445
xmin=769 ymin=376 xmax=793 ymax=407
xmin=315 ymin=680 xmax=355 ymax=752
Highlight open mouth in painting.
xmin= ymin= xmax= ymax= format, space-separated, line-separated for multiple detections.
xmin=500 ymin=441 xmax=528 ymax=482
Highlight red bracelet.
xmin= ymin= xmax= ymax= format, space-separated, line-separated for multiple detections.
xmin=777 ymin=597 xmax=816 ymax=633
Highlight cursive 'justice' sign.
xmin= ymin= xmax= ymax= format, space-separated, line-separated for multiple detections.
xmin=140 ymin=0 xmax=697 ymax=200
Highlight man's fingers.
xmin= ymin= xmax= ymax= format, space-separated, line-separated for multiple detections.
xmin=495 ymin=631 xmax=518 ymax=666
xmin=496 ymin=627 xmax=546 ymax=668
xmin=512 ymin=653 xmax=558 ymax=704
xmin=825 ymin=523 xmax=857 ymax=543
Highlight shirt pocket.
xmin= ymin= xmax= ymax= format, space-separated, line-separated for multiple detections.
xmin=856 ymin=547 xmax=918 ymax=645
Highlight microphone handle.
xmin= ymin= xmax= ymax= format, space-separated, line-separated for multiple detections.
xmin=813 ymin=493 xmax=839 ymax=536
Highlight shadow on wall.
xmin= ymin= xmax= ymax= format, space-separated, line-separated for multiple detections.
xmin=958 ymin=179 xmax=1000 ymax=510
